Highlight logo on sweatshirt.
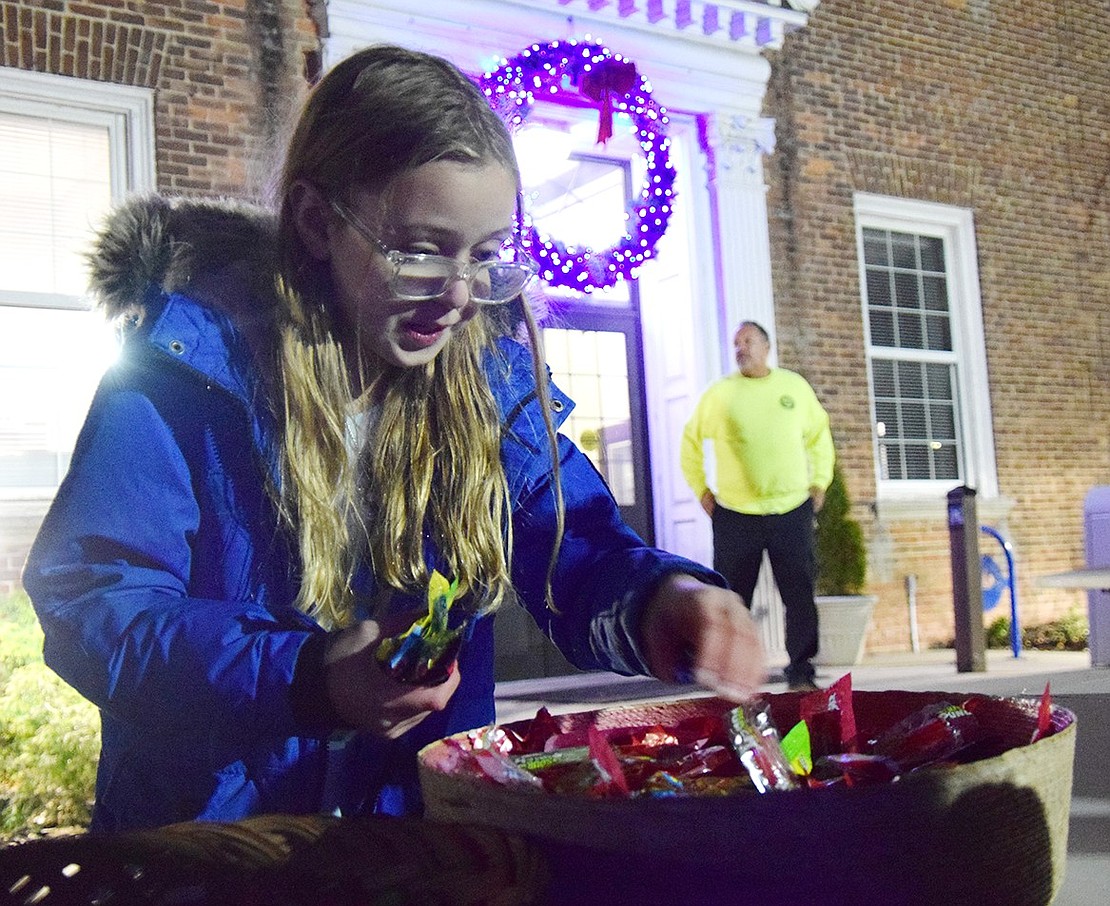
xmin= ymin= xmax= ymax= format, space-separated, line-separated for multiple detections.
xmin=780 ymin=395 xmax=795 ymax=409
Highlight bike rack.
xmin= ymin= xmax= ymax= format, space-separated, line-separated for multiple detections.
xmin=980 ymin=524 xmax=1021 ymax=658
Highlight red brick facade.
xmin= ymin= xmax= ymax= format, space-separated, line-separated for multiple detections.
xmin=0 ymin=0 xmax=320 ymax=198
xmin=763 ymin=1 xmax=1110 ymax=650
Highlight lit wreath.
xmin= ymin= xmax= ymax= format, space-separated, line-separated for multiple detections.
xmin=481 ymin=40 xmax=676 ymax=292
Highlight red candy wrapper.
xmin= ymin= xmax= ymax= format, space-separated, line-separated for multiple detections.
xmin=588 ymin=725 xmax=631 ymax=796
xmin=869 ymin=701 xmax=981 ymax=772
xmin=800 ymin=672 xmax=858 ymax=757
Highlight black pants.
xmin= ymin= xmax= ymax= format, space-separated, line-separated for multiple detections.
xmin=711 ymin=500 xmax=818 ymax=685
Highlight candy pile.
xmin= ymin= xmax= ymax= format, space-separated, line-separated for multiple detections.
xmin=439 ymin=674 xmax=1056 ymax=798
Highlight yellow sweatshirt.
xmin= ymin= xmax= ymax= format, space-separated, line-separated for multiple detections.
xmin=680 ymin=368 xmax=834 ymax=515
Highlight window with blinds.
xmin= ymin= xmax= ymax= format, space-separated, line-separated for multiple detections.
xmin=863 ymin=227 xmax=962 ymax=482
xmin=854 ymin=194 xmax=998 ymax=500
xmin=0 ymin=113 xmax=116 ymax=494
xmin=0 ymin=71 xmax=153 ymax=499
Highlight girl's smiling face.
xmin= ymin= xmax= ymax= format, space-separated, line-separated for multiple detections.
xmin=326 ymin=159 xmax=519 ymax=370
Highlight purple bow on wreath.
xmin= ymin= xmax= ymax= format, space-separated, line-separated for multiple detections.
xmin=578 ymin=57 xmax=639 ymax=145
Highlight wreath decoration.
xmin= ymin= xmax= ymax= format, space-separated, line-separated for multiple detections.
xmin=480 ymin=40 xmax=676 ymax=292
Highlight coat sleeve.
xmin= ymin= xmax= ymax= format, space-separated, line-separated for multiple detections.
xmin=495 ymin=346 xmax=723 ymax=677
xmin=22 ymin=359 xmax=319 ymax=743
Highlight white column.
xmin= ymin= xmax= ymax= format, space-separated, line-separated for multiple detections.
xmin=703 ymin=112 xmax=779 ymax=370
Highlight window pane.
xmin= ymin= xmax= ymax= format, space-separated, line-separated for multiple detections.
xmin=517 ymin=113 xmax=635 ymax=307
xmin=930 ymin=404 xmax=956 ymax=439
xmin=934 ymin=443 xmax=959 ymax=480
xmin=919 ymin=236 xmax=945 ymax=272
xmin=869 ymin=357 xmax=963 ymax=485
xmin=0 ymin=307 xmax=118 ymax=491
xmin=875 ymin=399 xmax=899 ymax=432
xmin=878 ymin=441 xmax=900 ymax=480
xmin=922 ymin=275 xmax=948 ymax=311
xmin=1 ymin=107 xmax=118 ymax=497
xmin=862 ymin=229 xmax=888 ymax=266
xmin=871 ymin=359 xmax=895 ymax=394
xmin=895 ymin=310 xmax=923 ymax=348
xmin=901 ymin=401 xmax=927 ymax=438
xmin=925 ymin=313 xmax=952 ymax=351
xmin=866 ymin=269 xmax=892 ymax=307
xmin=927 ymin=365 xmax=953 ymax=400
xmin=869 ymin=308 xmax=895 ymax=346
xmin=891 ymin=232 xmax=917 ymax=269
xmin=862 ymin=228 xmax=953 ymax=355
xmin=903 ymin=443 xmax=931 ymax=480
xmin=543 ymin=327 xmax=634 ymax=505
xmin=893 ymin=271 xmax=919 ymax=308
xmin=0 ymin=113 xmax=112 ymax=298
xmin=896 ymin=360 xmax=924 ymax=398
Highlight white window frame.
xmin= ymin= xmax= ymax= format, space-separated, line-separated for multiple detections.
xmin=0 ymin=68 xmax=155 ymax=311
xmin=854 ymin=193 xmax=998 ymax=505
xmin=0 ymin=70 xmax=155 ymax=499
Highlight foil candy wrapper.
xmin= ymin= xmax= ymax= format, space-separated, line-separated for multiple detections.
xmin=727 ymin=701 xmax=799 ymax=793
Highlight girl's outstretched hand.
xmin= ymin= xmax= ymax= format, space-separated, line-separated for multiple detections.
xmin=640 ymin=573 xmax=766 ymax=702
xmin=323 ymin=617 xmax=461 ymax=738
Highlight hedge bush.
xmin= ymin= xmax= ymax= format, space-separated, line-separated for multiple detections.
xmin=986 ymin=608 xmax=1089 ymax=652
xmin=0 ymin=591 xmax=99 ymax=837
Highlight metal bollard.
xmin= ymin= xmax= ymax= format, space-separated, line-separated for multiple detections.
xmin=947 ymin=485 xmax=986 ymax=672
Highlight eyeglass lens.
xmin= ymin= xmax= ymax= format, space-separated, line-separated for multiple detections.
xmin=393 ymin=259 xmax=530 ymax=303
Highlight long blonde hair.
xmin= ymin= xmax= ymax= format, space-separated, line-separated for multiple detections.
xmin=273 ymin=45 xmax=558 ymax=627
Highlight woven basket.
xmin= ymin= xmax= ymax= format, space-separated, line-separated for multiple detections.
xmin=419 ymin=690 xmax=1077 ymax=906
xmin=0 ymin=812 xmax=549 ymax=905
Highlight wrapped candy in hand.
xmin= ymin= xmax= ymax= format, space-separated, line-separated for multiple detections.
xmin=375 ymin=571 xmax=471 ymax=685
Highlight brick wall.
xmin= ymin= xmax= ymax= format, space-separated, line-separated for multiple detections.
xmin=0 ymin=0 xmax=320 ymax=592
xmin=763 ymin=0 xmax=1110 ymax=651
xmin=0 ymin=0 xmax=320 ymax=198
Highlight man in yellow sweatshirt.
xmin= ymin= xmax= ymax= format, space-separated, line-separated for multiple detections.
xmin=681 ymin=321 xmax=835 ymax=690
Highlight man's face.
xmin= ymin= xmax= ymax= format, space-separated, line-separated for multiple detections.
xmin=734 ymin=324 xmax=770 ymax=377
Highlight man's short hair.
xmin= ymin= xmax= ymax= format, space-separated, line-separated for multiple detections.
xmin=737 ymin=320 xmax=770 ymax=343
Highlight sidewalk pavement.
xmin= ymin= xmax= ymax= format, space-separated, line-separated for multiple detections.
xmin=494 ymin=649 xmax=1110 ymax=905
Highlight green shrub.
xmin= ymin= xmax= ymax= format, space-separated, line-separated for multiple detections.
xmin=986 ymin=615 xmax=1012 ymax=649
xmin=0 ymin=591 xmax=99 ymax=837
xmin=0 ymin=589 xmax=44 ymax=689
xmin=1022 ymin=608 xmax=1089 ymax=651
xmin=814 ymin=465 xmax=867 ymax=596
xmin=984 ymin=609 xmax=1089 ymax=652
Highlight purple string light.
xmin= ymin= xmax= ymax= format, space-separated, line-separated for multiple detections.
xmin=481 ymin=39 xmax=677 ymax=292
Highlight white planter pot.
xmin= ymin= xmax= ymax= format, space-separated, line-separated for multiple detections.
xmin=814 ymin=594 xmax=877 ymax=666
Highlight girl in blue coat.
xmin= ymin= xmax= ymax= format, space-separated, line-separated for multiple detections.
xmin=23 ymin=45 xmax=765 ymax=832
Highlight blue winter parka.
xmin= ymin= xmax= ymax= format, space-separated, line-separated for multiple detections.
xmin=22 ymin=196 xmax=721 ymax=832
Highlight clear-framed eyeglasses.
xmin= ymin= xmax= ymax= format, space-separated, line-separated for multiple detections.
xmin=330 ymin=200 xmax=537 ymax=305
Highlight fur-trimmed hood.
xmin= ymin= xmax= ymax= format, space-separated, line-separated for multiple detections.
xmin=87 ymin=194 xmax=284 ymax=326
